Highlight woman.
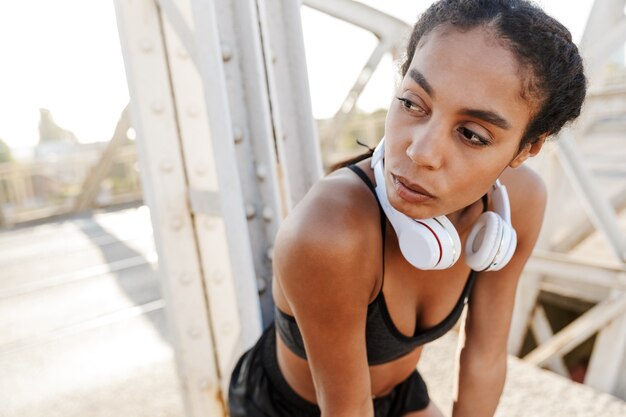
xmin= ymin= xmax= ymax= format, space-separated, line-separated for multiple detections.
xmin=229 ymin=0 xmax=586 ymax=416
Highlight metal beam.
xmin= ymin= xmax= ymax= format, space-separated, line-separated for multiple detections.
xmin=524 ymin=292 xmax=626 ymax=367
xmin=526 ymin=250 xmax=626 ymax=290
xmin=155 ymin=0 xmax=198 ymax=69
xmin=73 ymin=106 xmax=130 ymax=212
xmin=258 ymin=0 xmax=324 ymax=206
xmin=585 ymin=290 xmax=626 ymax=394
xmin=320 ymin=39 xmax=393 ymax=154
xmin=114 ymin=1 xmax=228 ymax=414
xmin=530 ymin=305 xmax=570 ymax=376
xmin=556 ymin=131 xmax=626 ymax=262
xmin=581 ymin=0 xmax=626 ymax=87
xmin=303 ymin=0 xmax=409 ymax=40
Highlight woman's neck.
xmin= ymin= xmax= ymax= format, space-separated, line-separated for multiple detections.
xmin=446 ymin=198 xmax=485 ymax=237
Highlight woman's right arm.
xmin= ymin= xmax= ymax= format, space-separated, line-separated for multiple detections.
xmin=274 ymin=180 xmax=378 ymax=417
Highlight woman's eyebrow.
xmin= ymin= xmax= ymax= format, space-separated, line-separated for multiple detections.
xmin=460 ymin=108 xmax=511 ymax=129
xmin=409 ymin=68 xmax=511 ymax=130
xmin=409 ymin=69 xmax=434 ymax=97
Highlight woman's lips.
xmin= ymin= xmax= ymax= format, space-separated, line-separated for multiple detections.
xmin=392 ymin=174 xmax=435 ymax=204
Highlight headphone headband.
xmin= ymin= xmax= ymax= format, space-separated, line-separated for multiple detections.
xmin=491 ymin=181 xmax=511 ymax=224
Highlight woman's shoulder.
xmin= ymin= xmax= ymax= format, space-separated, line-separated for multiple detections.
xmin=273 ymin=164 xmax=383 ymax=297
xmin=276 ymin=163 xmax=382 ymax=255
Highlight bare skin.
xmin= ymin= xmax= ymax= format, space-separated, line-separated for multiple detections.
xmin=273 ymin=25 xmax=547 ymax=417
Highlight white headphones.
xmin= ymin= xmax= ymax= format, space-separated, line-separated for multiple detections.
xmin=371 ymin=138 xmax=517 ymax=271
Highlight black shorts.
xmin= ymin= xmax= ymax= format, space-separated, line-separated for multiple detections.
xmin=228 ymin=324 xmax=430 ymax=417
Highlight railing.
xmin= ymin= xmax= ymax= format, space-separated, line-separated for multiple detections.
xmin=0 ymin=145 xmax=142 ymax=227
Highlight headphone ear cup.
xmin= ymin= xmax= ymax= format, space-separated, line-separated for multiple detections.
xmin=425 ymin=216 xmax=461 ymax=269
xmin=490 ymin=226 xmax=517 ymax=271
xmin=394 ymin=217 xmax=443 ymax=270
xmin=464 ymin=211 xmax=503 ymax=271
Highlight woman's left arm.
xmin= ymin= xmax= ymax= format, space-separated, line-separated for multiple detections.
xmin=452 ymin=166 xmax=547 ymax=417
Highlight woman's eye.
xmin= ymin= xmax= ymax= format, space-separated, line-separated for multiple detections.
xmin=458 ymin=127 xmax=490 ymax=146
xmin=396 ymin=97 xmax=427 ymax=115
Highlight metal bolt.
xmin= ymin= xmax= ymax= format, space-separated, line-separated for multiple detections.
xmin=140 ymin=39 xmax=153 ymax=53
xmin=262 ymin=206 xmax=273 ymax=222
xmin=222 ymin=322 xmax=234 ymax=335
xmin=195 ymin=166 xmax=206 ymax=176
xmin=177 ymin=47 xmax=189 ymax=60
xmin=246 ymin=204 xmax=256 ymax=220
xmin=233 ymin=127 xmax=244 ymax=144
xmin=188 ymin=327 xmax=201 ymax=338
xmin=151 ymin=100 xmax=164 ymax=114
xmin=221 ymin=42 xmax=233 ymax=62
xmin=160 ymin=160 xmax=173 ymax=173
xmin=266 ymin=246 xmax=274 ymax=261
xmin=171 ymin=217 xmax=183 ymax=230
xmin=179 ymin=273 xmax=192 ymax=285
xmin=256 ymin=165 xmax=267 ymax=181
xmin=213 ymin=270 xmax=224 ymax=285
xmin=257 ymin=277 xmax=267 ymax=293
xmin=204 ymin=217 xmax=217 ymax=230
xmin=186 ymin=105 xmax=199 ymax=118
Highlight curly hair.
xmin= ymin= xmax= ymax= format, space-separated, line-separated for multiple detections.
xmin=400 ymin=0 xmax=587 ymax=150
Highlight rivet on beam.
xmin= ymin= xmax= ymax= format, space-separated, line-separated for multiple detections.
xmin=179 ymin=272 xmax=192 ymax=285
xmin=151 ymin=101 xmax=164 ymax=114
xmin=266 ymin=246 xmax=274 ymax=261
xmin=140 ymin=39 xmax=153 ymax=53
xmin=233 ymin=127 xmax=244 ymax=144
xmin=221 ymin=42 xmax=233 ymax=62
xmin=177 ymin=47 xmax=189 ymax=60
xmin=257 ymin=277 xmax=267 ymax=294
xmin=186 ymin=105 xmax=199 ymax=118
xmin=213 ymin=270 xmax=224 ymax=285
xmin=246 ymin=204 xmax=256 ymax=220
xmin=188 ymin=327 xmax=201 ymax=338
xmin=262 ymin=207 xmax=273 ymax=222
xmin=160 ymin=160 xmax=173 ymax=173
xmin=195 ymin=165 xmax=206 ymax=176
xmin=204 ymin=218 xmax=217 ymax=230
xmin=171 ymin=217 xmax=183 ymax=230
xmin=222 ymin=322 xmax=234 ymax=335
xmin=256 ymin=165 xmax=267 ymax=181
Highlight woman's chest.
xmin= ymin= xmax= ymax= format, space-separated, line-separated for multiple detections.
xmin=380 ymin=251 xmax=474 ymax=338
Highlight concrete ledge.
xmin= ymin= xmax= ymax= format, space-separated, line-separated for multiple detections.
xmin=419 ymin=332 xmax=626 ymax=417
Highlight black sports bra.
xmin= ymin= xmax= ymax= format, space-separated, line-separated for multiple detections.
xmin=274 ymin=164 xmax=486 ymax=365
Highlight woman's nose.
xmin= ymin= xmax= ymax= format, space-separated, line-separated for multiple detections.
xmin=405 ymin=125 xmax=445 ymax=170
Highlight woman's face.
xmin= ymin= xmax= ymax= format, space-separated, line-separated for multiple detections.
xmin=384 ymin=25 xmax=539 ymax=219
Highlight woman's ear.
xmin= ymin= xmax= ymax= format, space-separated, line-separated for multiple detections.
xmin=509 ymin=135 xmax=547 ymax=168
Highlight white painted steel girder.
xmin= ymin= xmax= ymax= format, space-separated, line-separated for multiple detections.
xmin=115 ymin=0 xmax=327 ymax=414
xmin=581 ymin=0 xmax=626 ymax=87
xmin=303 ymin=0 xmax=409 ymax=41
xmin=257 ymin=0 xmax=324 ymax=206
xmin=557 ymin=131 xmax=626 ymax=263
xmin=114 ymin=1 xmax=231 ymax=415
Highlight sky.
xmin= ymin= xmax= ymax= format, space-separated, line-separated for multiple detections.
xmin=0 ymin=0 xmax=596 ymax=154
